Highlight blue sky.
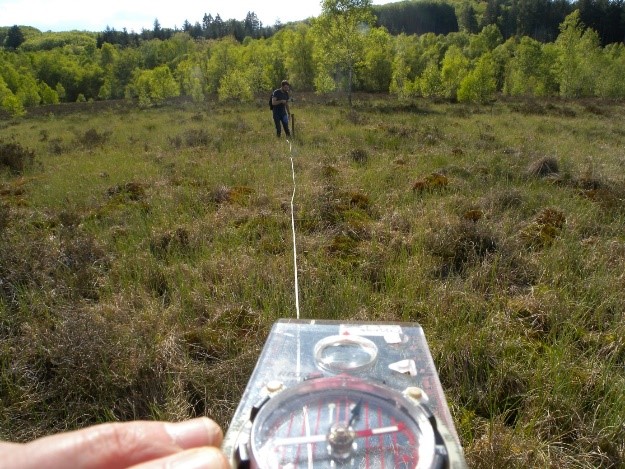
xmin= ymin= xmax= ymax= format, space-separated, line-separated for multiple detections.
xmin=1 ymin=0 xmax=393 ymax=33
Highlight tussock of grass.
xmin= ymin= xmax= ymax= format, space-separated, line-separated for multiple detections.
xmin=527 ymin=156 xmax=559 ymax=177
xmin=74 ymin=128 xmax=111 ymax=148
xmin=106 ymin=181 xmax=146 ymax=201
xmin=427 ymin=219 xmax=498 ymax=277
xmin=0 ymin=140 xmax=35 ymax=174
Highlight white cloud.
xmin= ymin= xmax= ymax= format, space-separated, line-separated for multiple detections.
xmin=1 ymin=0 xmax=323 ymax=32
xmin=1 ymin=0 xmax=393 ymax=32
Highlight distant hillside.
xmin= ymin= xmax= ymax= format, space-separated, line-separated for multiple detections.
xmin=375 ymin=0 xmax=459 ymax=35
xmin=0 ymin=25 xmax=42 ymax=46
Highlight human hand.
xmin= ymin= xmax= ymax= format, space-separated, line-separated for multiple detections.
xmin=0 ymin=417 xmax=229 ymax=469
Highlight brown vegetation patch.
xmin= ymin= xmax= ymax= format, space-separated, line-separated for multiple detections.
xmin=58 ymin=234 xmax=109 ymax=300
xmin=580 ymin=186 xmax=625 ymax=211
xmin=106 ymin=181 xmax=146 ymax=201
xmin=520 ymin=207 xmax=566 ymax=247
xmin=420 ymin=128 xmax=443 ymax=145
xmin=0 ymin=178 xmax=28 ymax=197
xmin=0 ymin=140 xmax=35 ymax=174
xmin=583 ymin=103 xmax=606 ymax=116
xmin=321 ymin=164 xmax=339 ymax=178
xmin=507 ymin=98 xmax=546 ymax=116
xmin=0 ymin=227 xmax=108 ymax=308
xmin=47 ymin=138 xmax=65 ymax=155
xmin=545 ymin=103 xmax=576 ymax=117
xmin=319 ymin=186 xmax=373 ymax=228
xmin=572 ymin=176 xmax=625 ymax=212
xmin=412 ymin=173 xmax=449 ymax=193
xmin=74 ymin=128 xmax=111 ymax=148
xmin=535 ymin=207 xmax=566 ymax=229
xmin=9 ymin=299 xmax=189 ymax=430
xmin=328 ymin=233 xmax=359 ymax=257
xmin=210 ymin=185 xmax=254 ymax=206
xmin=463 ymin=209 xmax=484 ymax=222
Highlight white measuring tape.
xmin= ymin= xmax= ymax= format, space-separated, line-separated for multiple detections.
xmin=286 ymin=139 xmax=301 ymax=320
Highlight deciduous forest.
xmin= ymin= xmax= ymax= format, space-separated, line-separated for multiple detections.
xmin=1 ymin=0 xmax=625 ymax=116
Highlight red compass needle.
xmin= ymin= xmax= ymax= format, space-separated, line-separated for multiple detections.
xmin=272 ymin=422 xmax=407 ymax=447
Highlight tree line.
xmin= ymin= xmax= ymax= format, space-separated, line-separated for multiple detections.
xmin=3 ymin=0 xmax=623 ymax=49
xmin=1 ymin=2 xmax=624 ymax=116
xmin=96 ymin=11 xmax=280 ymax=47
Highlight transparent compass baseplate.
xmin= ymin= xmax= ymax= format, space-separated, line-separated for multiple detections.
xmin=222 ymin=319 xmax=467 ymax=469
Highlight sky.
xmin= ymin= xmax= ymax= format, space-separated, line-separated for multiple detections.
xmin=1 ymin=0 xmax=394 ymax=33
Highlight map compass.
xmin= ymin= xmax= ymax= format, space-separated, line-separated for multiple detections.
xmin=243 ymin=375 xmax=449 ymax=468
xmin=223 ymin=320 xmax=467 ymax=469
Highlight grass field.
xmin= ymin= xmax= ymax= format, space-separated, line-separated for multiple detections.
xmin=1 ymin=95 xmax=625 ymax=467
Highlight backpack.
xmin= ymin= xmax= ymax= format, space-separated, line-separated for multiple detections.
xmin=269 ymin=93 xmax=274 ymax=110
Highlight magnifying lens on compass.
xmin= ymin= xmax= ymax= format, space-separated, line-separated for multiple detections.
xmin=313 ymin=334 xmax=378 ymax=373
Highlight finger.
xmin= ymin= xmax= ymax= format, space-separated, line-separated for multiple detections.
xmin=128 ymin=447 xmax=229 ymax=469
xmin=0 ymin=441 xmax=22 ymax=451
xmin=9 ymin=418 xmax=223 ymax=469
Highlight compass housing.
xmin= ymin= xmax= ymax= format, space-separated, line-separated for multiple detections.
xmin=248 ymin=375 xmax=445 ymax=468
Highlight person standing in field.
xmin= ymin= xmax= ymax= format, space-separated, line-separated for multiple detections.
xmin=271 ymin=80 xmax=291 ymax=138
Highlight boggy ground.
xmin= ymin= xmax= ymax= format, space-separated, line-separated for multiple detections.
xmin=1 ymin=95 xmax=625 ymax=467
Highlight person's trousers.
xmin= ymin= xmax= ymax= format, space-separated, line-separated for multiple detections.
xmin=273 ymin=113 xmax=290 ymax=137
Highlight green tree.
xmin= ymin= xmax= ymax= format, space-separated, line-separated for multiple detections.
xmin=389 ymin=51 xmax=412 ymax=98
xmin=5 ymin=25 xmax=25 ymax=50
xmin=203 ymin=37 xmax=239 ymax=94
xmin=39 ymin=81 xmax=59 ymax=104
xmin=0 ymin=61 xmax=21 ymax=93
xmin=128 ymin=65 xmax=180 ymax=107
xmin=217 ymin=69 xmax=253 ymax=102
xmin=16 ymin=74 xmax=40 ymax=107
xmin=0 ymin=77 xmax=24 ymax=116
xmin=176 ymin=59 xmax=205 ymax=102
xmin=239 ymin=37 xmax=279 ymax=95
xmin=595 ymin=43 xmax=625 ymax=98
xmin=554 ymin=10 xmax=601 ymax=97
xmin=458 ymin=3 xmax=479 ymax=34
xmin=457 ymin=52 xmax=497 ymax=103
xmin=504 ymin=36 xmax=557 ymax=96
xmin=418 ymin=60 xmax=444 ymax=98
xmin=389 ymin=34 xmax=421 ymax=98
xmin=360 ymin=27 xmax=393 ymax=92
xmin=467 ymin=24 xmax=503 ymax=59
xmin=440 ymin=45 xmax=470 ymax=100
xmin=281 ymin=25 xmax=315 ymax=91
xmin=312 ymin=0 xmax=376 ymax=105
